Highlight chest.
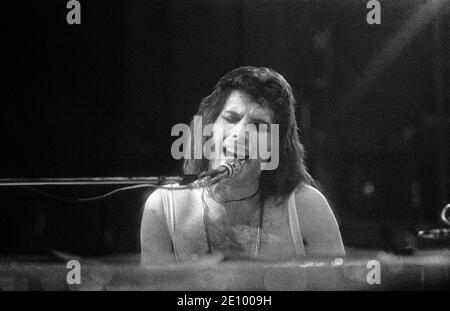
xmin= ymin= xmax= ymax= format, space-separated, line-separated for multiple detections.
xmin=172 ymin=196 xmax=299 ymax=261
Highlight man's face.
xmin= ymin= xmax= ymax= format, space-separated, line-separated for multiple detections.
xmin=208 ymin=90 xmax=275 ymax=182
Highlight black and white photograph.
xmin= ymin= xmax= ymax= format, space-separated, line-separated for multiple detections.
xmin=1 ymin=0 xmax=449 ymax=293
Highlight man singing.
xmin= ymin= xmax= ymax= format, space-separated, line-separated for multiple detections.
xmin=141 ymin=66 xmax=344 ymax=265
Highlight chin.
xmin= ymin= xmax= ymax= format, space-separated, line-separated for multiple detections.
xmin=233 ymin=161 xmax=261 ymax=182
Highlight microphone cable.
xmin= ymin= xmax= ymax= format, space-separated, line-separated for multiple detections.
xmin=17 ymin=183 xmax=188 ymax=203
xmin=1 ymin=159 xmax=246 ymax=202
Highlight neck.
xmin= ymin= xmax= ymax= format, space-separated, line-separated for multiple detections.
xmin=210 ymin=177 xmax=260 ymax=203
xmin=205 ymin=177 xmax=261 ymax=225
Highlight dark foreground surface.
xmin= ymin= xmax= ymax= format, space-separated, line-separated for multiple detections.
xmin=0 ymin=249 xmax=449 ymax=291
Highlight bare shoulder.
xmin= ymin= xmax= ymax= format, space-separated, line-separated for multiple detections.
xmin=294 ymin=183 xmax=345 ymax=256
xmin=294 ymin=184 xmax=330 ymax=211
xmin=144 ymin=188 xmax=164 ymax=212
xmin=141 ymin=186 xmax=192 ymax=266
xmin=294 ymin=183 xmax=335 ymax=225
xmin=140 ymin=185 xmax=201 ymax=265
xmin=144 ymin=184 xmax=192 ymax=211
xmin=143 ymin=185 xmax=197 ymax=224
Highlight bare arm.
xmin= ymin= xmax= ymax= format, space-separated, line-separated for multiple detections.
xmin=140 ymin=189 xmax=176 ymax=266
xmin=296 ymin=184 xmax=345 ymax=256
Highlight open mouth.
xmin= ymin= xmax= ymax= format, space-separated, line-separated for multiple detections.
xmin=222 ymin=145 xmax=249 ymax=160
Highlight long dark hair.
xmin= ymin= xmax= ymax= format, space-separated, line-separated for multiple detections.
xmin=183 ymin=66 xmax=314 ymax=202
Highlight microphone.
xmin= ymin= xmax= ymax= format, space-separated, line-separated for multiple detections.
xmin=189 ymin=158 xmax=246 ymax=188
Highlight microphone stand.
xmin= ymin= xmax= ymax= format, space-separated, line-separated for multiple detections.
xmin=0 ymin=159 xmax=245 ymax=188
xmin=0 ymin=177 xmax=187 ymax=186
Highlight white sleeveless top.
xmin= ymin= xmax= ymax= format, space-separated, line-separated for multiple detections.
xmin=160 ymin=187 xmax=306 ymax=260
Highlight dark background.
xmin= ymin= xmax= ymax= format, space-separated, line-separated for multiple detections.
xmin=1 ymin=0 xmax=449 ymax=257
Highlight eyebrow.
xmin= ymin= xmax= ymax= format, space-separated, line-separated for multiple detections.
xmin=222 ymin=110 xmax=272 ymax=124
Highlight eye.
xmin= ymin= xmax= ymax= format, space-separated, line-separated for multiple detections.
xmin=221 ymin=114 xmax=239 ymax=123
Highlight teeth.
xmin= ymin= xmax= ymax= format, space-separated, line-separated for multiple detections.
xmin=222 ymin=146 xmax=247 ymax=159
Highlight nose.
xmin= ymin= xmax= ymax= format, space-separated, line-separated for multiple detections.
xmin=227 ymin=120 xmax=250 ymax=146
